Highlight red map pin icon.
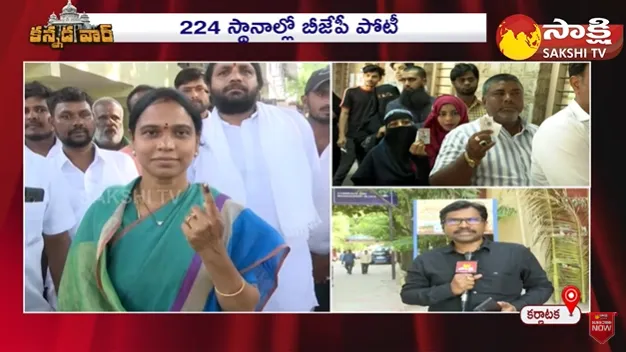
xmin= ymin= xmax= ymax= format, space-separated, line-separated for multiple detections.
xmin=561 ymin=285 xmax=581 ymax=315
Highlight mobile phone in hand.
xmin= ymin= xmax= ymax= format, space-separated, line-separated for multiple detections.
xmin=25 ymin=187 xmax=45 ymax=203
xmin=473 ymin=297 xmax=502 ymax=312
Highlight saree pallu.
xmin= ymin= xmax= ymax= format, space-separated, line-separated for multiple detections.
xmin=57 ymin=180 xmax=289 ymax=312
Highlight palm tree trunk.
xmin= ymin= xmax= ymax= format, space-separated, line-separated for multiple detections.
xmin=573 ymin=204 xmax=587 ymax=303
xmin=514 ymin=189 xmax=528 ymax=247
xmin=545 ymin=190 xmax=559 ymax=302
xmin=522 ymin=190 xmax=588 ymax=305
xmin=576 ymin=232 xmax=586 ymax=303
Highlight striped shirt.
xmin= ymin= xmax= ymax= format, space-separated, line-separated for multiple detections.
xmin=430 ymin=116 xmax=538 ymax=186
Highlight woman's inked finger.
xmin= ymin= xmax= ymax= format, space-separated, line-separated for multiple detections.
xmin=201 ymin=184 xmax=219 ymax=217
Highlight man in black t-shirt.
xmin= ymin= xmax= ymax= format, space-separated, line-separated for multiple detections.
xmin=334 ymin=64 xmax=395 ymax=186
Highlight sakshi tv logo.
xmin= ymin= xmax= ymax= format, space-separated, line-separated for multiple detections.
xmin=496 ymin=14 xmax=623 ymax=61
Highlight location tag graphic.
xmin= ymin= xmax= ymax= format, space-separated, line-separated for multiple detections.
xmin=561 ymin=285 xmax=581 ymax=315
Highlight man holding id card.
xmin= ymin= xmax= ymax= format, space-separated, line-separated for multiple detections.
xmin=429 ymin=74 xmax=538 ymax=187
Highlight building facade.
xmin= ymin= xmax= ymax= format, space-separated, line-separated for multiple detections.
xmin=24 ymin=62 xmax=305 ymax=118
xmin=333 ymin=62 xmax=577 ymax=124
xmin=48 ymin=1 xmax=93 ymax=29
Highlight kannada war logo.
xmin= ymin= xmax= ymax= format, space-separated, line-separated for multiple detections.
xmin=29 ymin=0 xmax=114 ymax=49
xmin=496 ymin=14 xmax=623 ymax=61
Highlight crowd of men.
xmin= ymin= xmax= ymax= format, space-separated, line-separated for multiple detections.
xmin=333 ymin=62 xmax=590 ymax=187
xmin=24 ymin=63 xmax=331 ymax=312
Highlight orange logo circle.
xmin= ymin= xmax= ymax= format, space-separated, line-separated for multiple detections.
xmin=496 ymin=14 xmax=542 ymax=60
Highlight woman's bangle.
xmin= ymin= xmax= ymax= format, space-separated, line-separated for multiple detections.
xmin=214 ymin=279 xmax=246 ymax=297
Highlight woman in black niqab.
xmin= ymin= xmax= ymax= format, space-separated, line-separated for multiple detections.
xmin=351 ymin=109 xmax=429 ymax=186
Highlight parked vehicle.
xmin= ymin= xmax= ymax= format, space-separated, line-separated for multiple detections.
xmin=370 ymin=247 xmax=392 ymax=264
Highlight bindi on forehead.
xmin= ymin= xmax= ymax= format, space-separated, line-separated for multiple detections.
xmin=229 ymin=63 xmax=253 ymax=71
xmin=138 ymin=122 xmax=192 ymax=131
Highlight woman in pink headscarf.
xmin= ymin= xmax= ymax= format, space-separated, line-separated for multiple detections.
xmin=415 ymin=95 xmax=469 ymax=168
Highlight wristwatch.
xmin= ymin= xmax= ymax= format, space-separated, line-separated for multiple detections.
xmin=464 ymin=151 xmax=478 ymax=168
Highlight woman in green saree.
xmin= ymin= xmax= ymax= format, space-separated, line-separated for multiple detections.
xmin=57 ymin=88 xmax=289 ymax=311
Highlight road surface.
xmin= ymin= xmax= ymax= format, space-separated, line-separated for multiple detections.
xmin=331 ymin=260 xmax=427 ymax=312
xmin=331 ymin=261 xmax=591 ymax=313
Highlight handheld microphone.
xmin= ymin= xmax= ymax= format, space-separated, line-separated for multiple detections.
xmin=455 ymin=252 xmax=477 ymax=312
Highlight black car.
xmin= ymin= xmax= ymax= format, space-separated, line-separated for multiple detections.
xmin=370 ymin=247 xmax=392 ymax=264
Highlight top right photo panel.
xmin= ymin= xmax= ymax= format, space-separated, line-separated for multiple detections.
xmin=331 ymin=62 xmax=590 ymax=188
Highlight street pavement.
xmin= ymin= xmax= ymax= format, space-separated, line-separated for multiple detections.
xmin=331 ymin=260 xmax=427 ymax=312
xmin=330 ymin=261 xmax=590 ymax=313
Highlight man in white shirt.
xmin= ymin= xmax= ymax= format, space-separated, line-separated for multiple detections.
xmin=531 ymin=63 xmax=590 ymax=186
xmin=302 ymin=67 xmax=331 ymax=311
xmin=24 ymin=81 xmax=66 ymax=309
xmin=24 ymin=81 xmax=62 ymax=157
xmin=47 ymin=87 xmax=139 ymax=237
xmin=189 ymin=63 xmax=323 ymax=311
xmin=24 ymin=146 xmax=74 ymax=311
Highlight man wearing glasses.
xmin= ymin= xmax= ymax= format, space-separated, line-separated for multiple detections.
xmin=400 ymin=200 xmax=553 ymax=312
